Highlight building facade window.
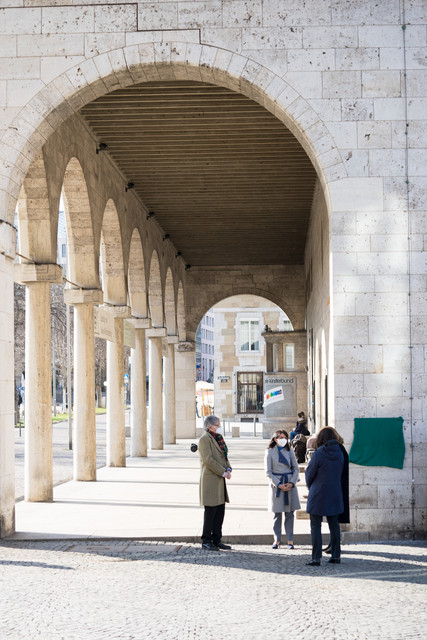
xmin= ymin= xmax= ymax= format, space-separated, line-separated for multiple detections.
xmin=239 ymin=319 xmax=259 ymax=352
xmin=236 ymin=372 xmax=263 ymax=413
xmin=284 ymin=343 xmax=295 ymax=369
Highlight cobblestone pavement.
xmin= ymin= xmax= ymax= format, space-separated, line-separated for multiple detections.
xmin=0 ymin=540 xmax=426 ymax=640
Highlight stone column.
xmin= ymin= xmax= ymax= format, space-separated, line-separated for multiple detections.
xmin=106 ymin=306 xmax=131 ymax=467
xmin=64 ymin=288 xmax=103 ymax=481
xmin=147 ymin=328 xmax=167 ymax=450
xmin=0 ymin=222 xmax=17 ymax=536
xmin=175 ymin=341 xmax=197 ymax=439
xmin=15 ymin=263 xmax=62 ymax=502
xmin=164 ymin=337 xmax=178 ymax=444
xmin=130 ymin=318 xmax=150 ymax=457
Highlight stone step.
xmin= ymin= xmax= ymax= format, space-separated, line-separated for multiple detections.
xmin=296 ymin=509 xmax=310 ymax=520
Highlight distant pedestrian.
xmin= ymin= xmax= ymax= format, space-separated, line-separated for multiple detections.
xmin=290 ymin=411 xmax=310 ymax=441
xmin=305 ymin=427 xmax=344 ymax=566
xmin=265 ymin=429 xmax=300 ymax=550
xmin=198 ymin=415 xmax=232 ymax=551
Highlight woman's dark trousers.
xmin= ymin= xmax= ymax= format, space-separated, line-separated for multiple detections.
xmin=202 ymin=503 xmax=225 ymax=545
xmin=310 ymin=514 xmax=341 ymax=561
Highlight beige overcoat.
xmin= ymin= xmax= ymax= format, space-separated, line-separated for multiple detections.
xmin=198 ymin=430 xmax=230 ymax=507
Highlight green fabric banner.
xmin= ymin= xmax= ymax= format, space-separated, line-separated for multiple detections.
xmin=349 ymin=417 xmax=405 ymax=469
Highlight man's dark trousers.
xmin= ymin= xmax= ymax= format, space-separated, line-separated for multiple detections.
xmin=202 ymin=503 xmax=225 ymax=545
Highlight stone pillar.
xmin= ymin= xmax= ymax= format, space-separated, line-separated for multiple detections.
xmin=164 ymin=337 xmax=178 ymax=444
xmin=106 ymin=306 xmax=131 ymax=467
xmin=64 ymin=288 xmax=103 ymax=481
xmin=15 ymin=263 xmax=62 ymax=502
xmin=130 ymin=318 xmax=150 ymax=457
xmin=0 ymin=221 xmax=17 ymax=536
xmin=147 ymin=328 xmax=167 ymax=450
xmin=175 ymin=341 xmax=197 ymax=439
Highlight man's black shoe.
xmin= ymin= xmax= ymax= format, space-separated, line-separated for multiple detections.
xmin=215 ymin=542 xmax=232 ymax=550
xmin=201 ymin=542 xmax=218 ymax=551
xmin=305 ymin=560 xmax=321 ymax=566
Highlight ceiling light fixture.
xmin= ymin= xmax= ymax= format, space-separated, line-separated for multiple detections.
xmin=146 ymin=211 xmax=155 ymax=220
xmin=125 ymin=182 xmax=135 ymax=192
xmin=175 ymin=251 xmax=182 ymax=258
xmin=163 ymin=234 xmax=170 ymax=241
xmin=96 ymin=142 xmax=108 ymax=154
xmin=185 ymin=264 xmax=191 ymax=270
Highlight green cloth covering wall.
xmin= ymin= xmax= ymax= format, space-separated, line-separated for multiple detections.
xmin=349 ymin=417 xmax=405 ymax=469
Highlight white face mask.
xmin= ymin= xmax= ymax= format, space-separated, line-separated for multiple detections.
xmin=216 ymin=426 xmax=224 ymax=436
xmin=277 ymin=438 xmax=287 ymax=447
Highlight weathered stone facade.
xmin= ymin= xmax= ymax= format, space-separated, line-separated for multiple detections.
xmin=0 ymin=1 xmax=425 ymax=539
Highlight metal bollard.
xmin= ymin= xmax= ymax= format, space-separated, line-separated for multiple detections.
xmin=253 ymin=417 xmax=257 ymax=436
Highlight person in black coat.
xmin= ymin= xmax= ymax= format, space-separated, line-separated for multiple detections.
xmin=321 ymin=427 xmax=349 ymax=553
xmin=305 ymin=427 xmax=344 ymax=566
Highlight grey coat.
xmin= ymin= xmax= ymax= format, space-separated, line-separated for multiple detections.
xmin=265 ymin=446 xmax=301 ymax=513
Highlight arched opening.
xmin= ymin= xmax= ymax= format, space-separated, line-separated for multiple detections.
xmin=128 ymin=228 xmax=147 ymax=317
xmin=2 ymin=49 xmax=343 ymax=538
xmin=99 ymin=199 xmax=126 ymax=305
xmin=62 ymin=157 xmax=97 ymax=287
xmin=195 ymin=294 xmax=305 ymax=435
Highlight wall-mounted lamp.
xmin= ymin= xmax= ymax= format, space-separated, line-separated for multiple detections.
xmin=175 ymin=251 xmax=182 ymax=258
xmin=125 ymin=182 xmax=135 ymax=192
xmin=96 ymin=142 xmax=108 ymax=154
xmin=146 ymin=211 xmax=155 ymax=220
xmin=185 ymin=264 xmax=191 ymax=270
xmin=163 ymin=234 xmax=170 ymax=241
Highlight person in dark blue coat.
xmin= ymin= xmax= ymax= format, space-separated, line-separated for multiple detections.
xmin=305 ymin=427 xmax=344 ymax=566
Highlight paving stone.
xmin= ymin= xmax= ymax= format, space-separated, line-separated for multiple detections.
xmin=0 ymin=540 xmax=426 ymax=639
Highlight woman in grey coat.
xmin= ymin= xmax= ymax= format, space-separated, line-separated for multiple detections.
xmin=264 ymin=429 xmax=301 ymax=549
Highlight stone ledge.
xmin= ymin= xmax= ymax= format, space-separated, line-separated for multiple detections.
xmin=14 ymin=262 xmax=62 ymax=284
xmin=146 ymin=327 xmax=167 ymax=338
xmin=64 ymin=288 xmax=103 ymax=305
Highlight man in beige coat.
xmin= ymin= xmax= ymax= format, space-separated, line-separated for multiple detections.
xmin=198 ymin=415 xmax=232 ymax=550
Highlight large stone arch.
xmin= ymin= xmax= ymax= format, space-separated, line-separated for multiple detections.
xmin=127 ymin=228 xmax=147 ymax=317
xmin=0 ymin=42 xmax=347 ymax=225
xmin=99 ymin=198 xmax=126 ymax=304
xmin=62 ymin=157 xmax=97 ymax=287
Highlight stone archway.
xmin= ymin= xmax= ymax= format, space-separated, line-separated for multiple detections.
xmin=0 ymin=42 xmax=346 ymax=227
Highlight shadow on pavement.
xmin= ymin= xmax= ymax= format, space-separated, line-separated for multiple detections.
xmin=1 ymin=541 xmax=426 ymax=585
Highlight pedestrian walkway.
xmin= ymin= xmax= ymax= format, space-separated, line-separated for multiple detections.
xmin=0 ymin=538 xmax=426 ymax=640
xmin=11 ymin=434 xmax=312 ymax=543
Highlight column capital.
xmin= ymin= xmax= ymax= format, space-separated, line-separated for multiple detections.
xmin=177 ymin=340 xmax=196 ymax=352
xmin=103 ymin=304 xmax=132 ymax=319
xmin=130 ymin=317 xmax=151 ymax=330
xmin=167 ymin=335 xmax=179 ymax=344
xmin=146 ymin=327 xmax=167 ymax=338
xmin=15 ymin=263 xmax=62 ymax=284
xmin=64 ymin=288 xmax=103 ymax=306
